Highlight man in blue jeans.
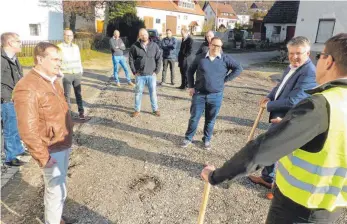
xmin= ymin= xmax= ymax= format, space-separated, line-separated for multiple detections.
xmin=109 ymin=30 xmax=134 ymax=87
xmin=1 ymin=32 xmax=26 ymax=166
xmin=182 ymin=37 xmax=243 ymax=150
xmin=129 ymin=28 xmax=162 ymax=117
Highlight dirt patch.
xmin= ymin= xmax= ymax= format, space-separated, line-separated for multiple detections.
xmin=129 ymin=175 xmax=162 ymax=202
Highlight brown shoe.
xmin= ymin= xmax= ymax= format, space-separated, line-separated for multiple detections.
xmin=128 ymin=82 xmax=135 ymax=87
xmin=131 ymin=111 xmax=140 ymax=117
xmin=116 ymin=82 xmax=121 ymax=87
xmin=266 ymin=192 xmax=274 ymax=200
xmin=248 ymin=175 xmax=272 ymax=189
xmin=153 ymin=111 xmax=160 ymax=117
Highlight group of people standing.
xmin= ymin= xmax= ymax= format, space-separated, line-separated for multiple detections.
xmin=2 ymin=27 xmax=347 ymax=224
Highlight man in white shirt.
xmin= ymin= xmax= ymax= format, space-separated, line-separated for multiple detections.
xmin=248 ymin=36 xmax=317 ymax=196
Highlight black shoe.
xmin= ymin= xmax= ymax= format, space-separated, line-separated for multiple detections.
xmin=5 ymin=158 xmax=26 ymax=167
xmin=170 ymin=83 xmax=175 ymax=85
xmin=177 ymin=86 xmax=185 ymax=89
xmin=61 ymin=216 xmax=78 ymax=224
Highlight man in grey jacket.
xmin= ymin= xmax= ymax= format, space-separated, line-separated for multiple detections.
xmin=129 ymin=28 xmax=162 ymax=118
xmin=160 ymin=29 xmax=177 ymax=85
xmin=109 ymin=30 xmax=134 ymax=87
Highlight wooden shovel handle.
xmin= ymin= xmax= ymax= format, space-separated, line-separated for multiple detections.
xmin=247 ymin=107 xmax=265 ymax=142
xmin=197 ymin=181 xmax=211 ymax=224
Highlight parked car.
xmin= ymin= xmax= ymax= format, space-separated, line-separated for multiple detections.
xmin=147 ymin=29 xmax=160 ymax=44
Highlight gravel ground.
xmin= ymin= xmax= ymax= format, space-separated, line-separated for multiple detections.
xmin=2 ymin=55 xmax=347 ymax=224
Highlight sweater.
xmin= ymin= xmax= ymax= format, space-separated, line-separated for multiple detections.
xmin=188 ymin=53 xmax=243 ymax=93
xmin=57 ymin=42 xmax=83 ymax=74
xmin=109 ymin=37 xmax=126 ymax=56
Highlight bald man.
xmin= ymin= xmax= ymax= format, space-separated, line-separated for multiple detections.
xmin=128 ymin=28 xmax=162 ymax=117
xmin=196 ymin=30 xmax=214 ymax=55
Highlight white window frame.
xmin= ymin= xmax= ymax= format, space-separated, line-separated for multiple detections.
xmin=29 ymin=24 xmax=40 ymax=36
xmin=315 ymin=19 xmax=335 ymax=43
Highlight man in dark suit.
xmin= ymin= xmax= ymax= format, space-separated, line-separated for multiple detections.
xmin=177 ymin=27 xmax=193 ymax=89
xmin=248 ymin=36 xmax=317 ymax=192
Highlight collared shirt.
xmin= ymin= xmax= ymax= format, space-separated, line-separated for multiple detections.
xmin=274 ymin=61 xmax=307 ymax=100
xmin=205 ymin=51 xmax=221 ymax=62
xmin=33 ymin=68 xmax=57 ymax=90
xmin=140 ymin=41 xmax=148 ymax=51
xmin=4 ymin=49 xmax=16 ymax=61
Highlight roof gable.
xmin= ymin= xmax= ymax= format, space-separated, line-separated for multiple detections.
xmin=263 ymin=1 xmax=300 ymax=24
xmin=136 ymin=0 xmax=205 ymax=16
xmin=208 ymin=1 xmax=238 ymax=19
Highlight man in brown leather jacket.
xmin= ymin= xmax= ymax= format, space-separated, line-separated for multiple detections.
xmin=13 ymin=42 xmax=74 ymax=224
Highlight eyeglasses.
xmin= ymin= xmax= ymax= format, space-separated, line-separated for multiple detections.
xmin=288 ymin=51 xmax=306 ymax=56
xmin=315 ymin=52 xmax=334 ymax=61
xmin=211 ymin=44 xmax=222 ymax=48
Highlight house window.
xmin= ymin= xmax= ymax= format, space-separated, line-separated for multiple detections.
xmin=178 ymin=15 xmax=180 ymax=19
xmin=315 ymin=19 xmax=335 ymax=43
xmin=29 ymin=24 xmax=40 ymax=36
xmin=273 ymin=26 xmax=281 ymax=35
xmin=184 ymin=15 xmax=188 ymax=20
xmin=156 ymin=18 xmax=160 ymax=24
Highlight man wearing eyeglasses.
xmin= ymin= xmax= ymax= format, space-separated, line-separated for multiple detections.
xmin=181 ymin=37 xmax=243 ymax=150
xmin=201 ymin=33 xmax=347 ymax=223
xmin=248 ymin=36 xmax=317 ymax=193
xmin=1 ymin=32 xmax=27 ymax=166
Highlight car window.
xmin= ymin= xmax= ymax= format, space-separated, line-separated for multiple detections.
xmin=148 ymin=31 xmax=156 ymax=37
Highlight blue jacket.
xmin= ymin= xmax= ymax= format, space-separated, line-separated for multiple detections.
xmin=267 ymin=59 xmax=317 ymax=120
xmin=160 ymin=37 xmax=177 ymax=59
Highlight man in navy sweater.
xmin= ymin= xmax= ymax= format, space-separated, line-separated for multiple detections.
xmin=181 ymin=37 xmax=243 ymax=149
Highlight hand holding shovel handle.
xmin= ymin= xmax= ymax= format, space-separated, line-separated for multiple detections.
xmin=247 ymin=107 xmax=265 ymax=142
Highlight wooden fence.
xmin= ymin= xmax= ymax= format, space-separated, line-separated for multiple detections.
xmin=17 ymin=39 xmax=91 ymax=57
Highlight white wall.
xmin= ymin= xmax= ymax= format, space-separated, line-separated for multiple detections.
xmin=217 ymin=17 xmax=237 ymax=29
xmin=0 ymin=0 xmax=63 ymax=40
xmin=237 ymin=15 xmax=250 ymax=25
xmin=295 ymin=1 xmax=347 ymax=52
xmin=265 ymin=23 xmax=295 ymax=43
xmin=136 ymin=7 xmax=205 ymax=34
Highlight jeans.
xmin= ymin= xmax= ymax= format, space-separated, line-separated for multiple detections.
xmin=266 ymin=186 xmax=342 ymax=224
xmin=43 ymin=149 xmax=70 ymax=224
xmin=112 ymin=55 xmax=131 ymax=83
xmin=162 ymin=59 xmax=175 ymax=84
xmin=1 ymin=102 xmax=25 ymax=162
xmin=62 ymin=73 xmax=84 ymax=114
xmin=134 ymin=75 xmax=158 ymax=112
xmin=185 ymin=91 xmax=223 ymax=142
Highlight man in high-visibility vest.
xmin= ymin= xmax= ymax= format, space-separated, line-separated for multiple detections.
xmin=58 ymin=29 xmax=89 ymax=121
xmin=201 ymin=33 xmax=347 ymax=223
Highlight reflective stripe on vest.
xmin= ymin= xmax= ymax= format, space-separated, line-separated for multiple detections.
xmin=276 ymin=86 xmax=347 ymax=212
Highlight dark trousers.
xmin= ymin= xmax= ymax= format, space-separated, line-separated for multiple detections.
xmin=179 ymin=64 xmax=188 ymax=88
xmin=266 ymin=186 xmax=342 ymax=224
xmin=185 ymin=92 xmax=223 ymax=142
xmin=62 ymin=73 xmax=84 ymax=114
xmin=162 ymin=59 xmax=175 ymax=84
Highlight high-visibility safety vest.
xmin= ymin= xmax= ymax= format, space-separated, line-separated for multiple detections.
xmin=276 ymin=86 xmax=347 ymax=212
xmin=57 ymin=42 xmax=83 ymax=74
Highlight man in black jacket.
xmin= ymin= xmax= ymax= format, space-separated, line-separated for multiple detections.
xmin=178 ymin=28 xmax=194 ymax=89
xmin=129 ymin=28 xmax=162 ymax=118
xmin=195 ymin=30 xmax=214 ymax=55
xmin=201 ymin=33 xmax=347 ymax=223
xmin=1 ymin=32 xmax=26 ymax=166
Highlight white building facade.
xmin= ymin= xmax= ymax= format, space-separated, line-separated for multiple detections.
xmin=0 ymin=0 xmax=63 ymax=40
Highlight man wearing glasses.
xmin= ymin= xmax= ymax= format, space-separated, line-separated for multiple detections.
xmin=201 ymin=33 xmax=347 ymax=223
xmin=181 ymin=37 xmax=243 ymax=150
xmin=1 ymin=32 xmax=27 ymax=166
xmin=248 ymin=36 xmax=317 ymax=195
